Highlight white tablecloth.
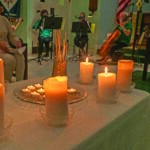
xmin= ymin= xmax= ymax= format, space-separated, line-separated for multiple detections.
xmin=0 ymin=63 xmax=150 ymax=150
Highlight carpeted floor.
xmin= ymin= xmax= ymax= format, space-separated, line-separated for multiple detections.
xmin=132 ymin=70 xmax=150 ymax=93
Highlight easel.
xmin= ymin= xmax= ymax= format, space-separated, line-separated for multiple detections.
xmin=69 ymin=21 xmax=91 ymax=61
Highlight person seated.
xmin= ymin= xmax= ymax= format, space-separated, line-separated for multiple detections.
xmin=98 ymin=11 xmax=132 ymax=64
xmin=0 ymin=15 xmax=25 ymax=82
xmin=32 ymin=9 xmax=52 ymax=61
xmin=74 ymin=12 xmax=89 ymax=57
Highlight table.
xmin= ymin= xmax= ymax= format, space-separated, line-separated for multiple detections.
xmin=1 ymin=63 xmax=150 ymax=150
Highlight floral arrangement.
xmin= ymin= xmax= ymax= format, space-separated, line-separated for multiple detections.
xmin=52 ymin=30 xmax=68 ymax=76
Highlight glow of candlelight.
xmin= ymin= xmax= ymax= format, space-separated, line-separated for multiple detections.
xmin=85 ymin=57 xmax=88 ymax=63
xmin=67 ymin=88 xmax=77 ymax=93
xmin=105 ymin=66 xmax=108 ymax=77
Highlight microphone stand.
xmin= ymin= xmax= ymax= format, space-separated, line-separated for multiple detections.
xmin=50 ymin=8 xmax=54 ymax=59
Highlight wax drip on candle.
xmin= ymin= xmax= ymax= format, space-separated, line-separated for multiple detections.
xmin=105 ymin=66 xmax=108 ymax=77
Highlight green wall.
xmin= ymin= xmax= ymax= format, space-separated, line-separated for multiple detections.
xmin=15 ymin=0 xmax=27 ymax=43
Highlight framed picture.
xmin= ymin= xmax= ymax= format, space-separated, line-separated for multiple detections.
xmin=0 ymin=0 xmax=20 ymax=19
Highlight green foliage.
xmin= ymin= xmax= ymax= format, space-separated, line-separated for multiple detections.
xmin=132 ymin=71 xmax=150 ymax=93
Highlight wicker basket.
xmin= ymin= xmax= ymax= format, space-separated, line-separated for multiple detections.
xmin=52 ymin=60 xmax=67 ymax=77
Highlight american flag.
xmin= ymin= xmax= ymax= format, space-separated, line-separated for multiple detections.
xmin=116 ymin=0 xmax=131 ymax=23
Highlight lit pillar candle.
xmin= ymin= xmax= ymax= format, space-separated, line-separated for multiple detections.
xmin=117 ymin=60 xmax=134 ymax=92
xmin=98 ymin=67 xmax=116 ymax=102
xmin=0 ymin=59 xmax=4 ymax=85
xmin=0 ymin=83 xmax=4 ymax=135
xmin=43 ymin=76 xmax=68 ymax=126
xmin=79 ymin=57 xmax=94 ymax=84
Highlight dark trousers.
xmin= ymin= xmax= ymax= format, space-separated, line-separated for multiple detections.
xmin=38 ymin=36 xmax=51 ymax=56
xmin=110 ymin=42 xmax=127 ymax=57
xmin=74 ymin=36 xmax=88 ymax=49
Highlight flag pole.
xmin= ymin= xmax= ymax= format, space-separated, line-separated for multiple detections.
xmin=132 ymin=0 xmax=143 ymax=59
xmin=130 ymin=2 xmax=135 ymax=23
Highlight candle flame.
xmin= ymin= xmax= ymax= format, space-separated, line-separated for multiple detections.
xmin=86 ymin=57 xmax=88 ymax=63
xmin=105 ymin=66 xmax=108 ymax=76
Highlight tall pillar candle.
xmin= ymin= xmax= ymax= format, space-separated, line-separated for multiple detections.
xmin=43 ymin=76 xmax=68 ymax=126
xmin=0 ymin=59 xmax=4 ymax=85
xmin=117 ymin=60 xmax=134 ymax=92
xmin=98 ymin=67 xmax=116 ymax=102
xmin=79 ymin=57 xmax=94 ymax=84
xmin=0 ymin=83 xmax=4 ymax=135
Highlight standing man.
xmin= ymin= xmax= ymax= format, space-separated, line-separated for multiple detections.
xmin=74 ymin=12 xmax=89 ymax=57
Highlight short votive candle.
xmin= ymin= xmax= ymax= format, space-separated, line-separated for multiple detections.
xmin=98 ymin=67 xmax=116 ymax=102
xmin=79 ymin=57 xmax=94 ymax=84
xmin=117 ymin=60 xmax=134 ymax=92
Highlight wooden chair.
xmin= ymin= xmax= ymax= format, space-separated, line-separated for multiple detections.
xmin=23 ymin=43 xmax=28 ymax=80
xmin=69 ymin=41 xmax=89 ymax=61
xmin=13 ymin=43 xmax=28 ymax=80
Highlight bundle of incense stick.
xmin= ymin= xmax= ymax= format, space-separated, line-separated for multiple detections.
xmin=54 ymin=30 xmax=67 ymax=62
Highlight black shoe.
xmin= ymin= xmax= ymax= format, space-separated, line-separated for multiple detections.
xmin=97 ymin=59 xmax=107 ymax=65
xmin=43 ymin=53 xmax=49 ymax=57
xmin=97 ymin=55 xmax=112 ymax=65
xmin=96 ymin=57 xmax=105 ymax=62
xmin=38 ymin=54 xmax=42 ymax=58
